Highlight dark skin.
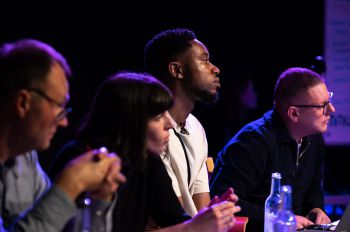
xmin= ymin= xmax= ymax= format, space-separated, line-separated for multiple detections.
xmin=168 ymin=39 xmax=236 ymax=211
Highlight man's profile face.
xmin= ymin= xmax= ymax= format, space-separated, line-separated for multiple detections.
xmin=293 ymin=83 xmax=335 ymax=135
xmin=26 ymin=62 xmax=70 ymax=151
xmin=180 ymin=39 xmax=221 ymax=104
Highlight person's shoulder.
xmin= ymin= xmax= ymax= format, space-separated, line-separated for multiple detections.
xmin=235 ymin=114 xmax=271 ymax=137
xmin=222 ymin=111 xmax=278 ymax=151
xmin=187 ymin=113 xmax=204 ymax=129
xmin=9 ymin=150 xmax=39 ymax=169
xmin=21 ymin=150 xmax=40 ymax=162
xmin=187 ymin=113 xmax=200 ymax=123
xmin=244 ymin=110 xmax=280 ymax=136
xmin=149 ymin=155 xmax=172 ymax=171
xmin=146 ymin=154 xmax=163 ymax=166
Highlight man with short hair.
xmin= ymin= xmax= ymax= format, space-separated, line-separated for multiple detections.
xmin=210 ymin=67 xmax=333 ymax=231
xmin=144 ymin=28 xmax=222 ymax=216
xmin=0 ymin=39 xmax=124 ymax=231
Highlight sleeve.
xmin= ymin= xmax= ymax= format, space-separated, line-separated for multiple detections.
xmin=192 ymin=158 xmax=209 ymax=194
xmin=209 ymin=131 xmax=271 ymax=230
xmin=61 ymin=197 xmax=114 ymax=232
xmin=87 ymin=198 xmax=115 ymax=232
xmin=151 ymin=157 xmax=191 ymax=227
xmin=9 ymin=185 xmax=76 ymax=232
xmin=193 ymin=119 xmax=209 ymax=194
xmin=301 ymin=134 xmax=325 ymax=214
xmin=161 ymin=154 xmax=181 ymax=197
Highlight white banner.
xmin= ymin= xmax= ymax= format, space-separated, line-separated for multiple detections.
xmin=324 ymin=0 xmax=350 ymax=144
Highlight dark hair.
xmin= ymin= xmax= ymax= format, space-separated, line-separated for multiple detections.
xmin=274 ymin=67 xmax=325 ymax=110
xmin=77 ymin=71 xmax=173 ymax=170
xmin=144 ymin=28 xmax=196 ymax=88
xmin=0 ymin=39 xmax=71 ymax=97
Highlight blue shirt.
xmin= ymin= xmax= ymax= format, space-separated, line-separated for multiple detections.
xmin=0 ymin=151 xmax=76 ymax=231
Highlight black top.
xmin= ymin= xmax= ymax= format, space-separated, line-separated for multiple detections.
xmin=210 ymin=109 xmax=325 ymax=232
xmin=50 ymin=140 xmax=191 ymax=232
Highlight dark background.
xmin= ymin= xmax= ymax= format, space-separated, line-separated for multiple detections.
xmin=1 ymin=0 xmax=349 ymax=216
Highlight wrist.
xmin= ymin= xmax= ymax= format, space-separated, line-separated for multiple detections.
xmin=55 ymin=172 xmax=85 ymax=200
xmin=182 ymin=219 xmax=195 ymax=232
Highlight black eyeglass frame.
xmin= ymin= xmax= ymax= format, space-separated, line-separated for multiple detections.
xmin=26 ymin=88 xmax=71 ymax=121
xmin=288 ymin=92 xmax=334 ymax=115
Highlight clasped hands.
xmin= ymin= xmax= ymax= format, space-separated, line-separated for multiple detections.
xmin=55 ymin=147 xmax=126 ymax=201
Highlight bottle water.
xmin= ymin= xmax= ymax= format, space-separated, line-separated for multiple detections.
xmin=273 ymin=185 xmax=296 ymax=232
xmin=264 ymin=172 xmax=281 ymax=232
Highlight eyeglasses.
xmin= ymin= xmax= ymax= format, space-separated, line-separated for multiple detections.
xmin=289 ymin=92 xmax=334 ymax=115
xmin=27 ymin=88 xmax=71 ymax=121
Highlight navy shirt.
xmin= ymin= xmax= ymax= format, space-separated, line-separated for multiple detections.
xmin=210 ymin=109 xmax=325 ymax=232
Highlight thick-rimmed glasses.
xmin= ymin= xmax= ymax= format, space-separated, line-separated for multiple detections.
xmin=289 ymin=92 xmax=334 ymax=115
xmin=27 ymin=88 xmax=71 ymax=121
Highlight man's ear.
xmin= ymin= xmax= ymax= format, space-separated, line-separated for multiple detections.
xmin=168 ymin=62 xmax=184 ymax=79
xmin=287 ymin=106 xmax=299 ymax=123
xmin=16 ymin=90 xmax=32 ymax=118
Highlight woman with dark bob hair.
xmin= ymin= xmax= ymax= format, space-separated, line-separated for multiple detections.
xmin=50 ymin=71 xmax=239 ymax=232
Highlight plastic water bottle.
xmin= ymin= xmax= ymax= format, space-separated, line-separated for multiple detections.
xmin=273 ymin=185 xmax=296 ymax=232
xmin=264 ymin=172 xmax=282 ymax=232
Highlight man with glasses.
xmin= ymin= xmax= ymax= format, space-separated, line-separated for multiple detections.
xmin=210 ymin=67 xmax=333 ymax=231
xmin=0 ymin=39 xmax=125 ymax=231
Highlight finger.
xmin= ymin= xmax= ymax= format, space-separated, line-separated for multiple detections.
xmin=324 ymin=216 xmax=331 ymax=224
xmin=297 ymin=222 xmax=304 ymax=230
xmin=111 ymin=154 xmax=123 ymax=172
xmin=105 ymin=161 xmax=126 ymax=190
xmin=211 ymin=201 xmax=234 ymax=212
xmin=92 ymin=147 xmax=110 ymax=161
xmin=106 ymin=159 xmax=125 ymax=180
xmin=220 ymin=188 xmax=239 ymax=205
xmin=221 ymin=214 xmax=235 ymax=232
xmin=300 ymin=218 xmax=314 ymax=228
xmin=316 ymin=215 xmax=330 ymax=224
xmin=305 ymin=218 xmax=314 ymax=225
xmin=101 ymin=154 xmax=119 ymax=164
xmin=221 ymin=205 xmax=240 ymax=219
xmin=107 ymin=151 xmax=118 ymax=159
xmin=297 ymin=221 xmax=313 ymax=230
xmin=314 ymin=216 xmax=322 ymax=224
xmin=228 ymin=193 xmax=239 ymax=203
xmin=220 ymin=204 xmax=240 ymax=219
xmin=105 ymin=180 xmax=118 ymax=193
xmin=116 ymin=172 xmax=127 ymax=185
xmin=98 ymin=147 xmax=109 ymax=154
xmin=209 ymin=196 xmax=219 ymax=206
xmin=320 ymin=213 xmax=331 ymax=224
xmin=94 ymin=156 xmax=119 ymax=179
xmin=232 ymin=205 xmax=241 ymax=214
xmin=220 ymin=187 xmax=234 ymax=200
xmin=222 ymin=214 xmax=234 ymax=225
xmin=108 ymin=171 xmax=126 ymax=186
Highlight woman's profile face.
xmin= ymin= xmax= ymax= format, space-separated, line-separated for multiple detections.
xmin=146 ymin=111 xmax=172 ymax=155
